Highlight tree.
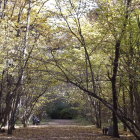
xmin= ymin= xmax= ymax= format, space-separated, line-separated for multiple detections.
xmin=35 ymin=0 xmax=140 ymax=139
xmin=0 ymin=0 xmax=51 ymax=134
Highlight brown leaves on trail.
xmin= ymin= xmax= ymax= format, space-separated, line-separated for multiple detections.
xmin=0 ymin=123 xmax=136 ymax=140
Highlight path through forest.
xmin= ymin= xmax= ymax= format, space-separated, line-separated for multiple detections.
xmin=0 ymin=119 xmax=135 ymax=140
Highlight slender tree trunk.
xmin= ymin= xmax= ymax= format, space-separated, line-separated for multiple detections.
xmin=111 ymin=41 xmax=120 ymax=138
xmin=122 ymin=87 xmax=127 ymax=131
xmin=111 ymin=84 xmax=119 ymax=137
xmin=94 ymin=100 xmax=102 ymax=128
xmin=89 ymin=97 xmax=102 ymax=128
xmin=128 ymin=77 xmax=134 ymax=128
xmin=98 ymin=101 xmax=102 ymax=128
xmin=22 ymin=117 xmax=28 ymax=128
xmin=7 ymin=93 xmax=21 ymax=134
xmin=133 ymin=81 xmax=140 ymax=127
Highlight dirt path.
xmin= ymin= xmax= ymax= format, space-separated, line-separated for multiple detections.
xmin=29 ymin=119 xmax=79 ymax=127
xmin=47 ymin=119 xmax=79 ymax=126
xmin=0 ymin=120 xmax=134 ymax=140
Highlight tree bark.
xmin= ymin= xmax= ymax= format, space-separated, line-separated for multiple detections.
xmin=111 ymin=41 xmax=121 ymax=138
xmin=122 ymin=87 xmax=127 ymax=131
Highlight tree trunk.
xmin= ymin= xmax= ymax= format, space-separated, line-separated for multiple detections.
xmin=95 ymin=101 xmax=102 ymax=128
xmin=122 ymin=87 xmax=127 ymax=131
xmin=133 ymin=81 xmax=140 ymax=128
xmin=111 ymin=80 xmax=120 ymax=137
xmin=111 ymin=41 xmax=121 ymax=138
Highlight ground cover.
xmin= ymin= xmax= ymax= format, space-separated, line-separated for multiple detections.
xmin=0 ymin=120 xmax=136 ymax=140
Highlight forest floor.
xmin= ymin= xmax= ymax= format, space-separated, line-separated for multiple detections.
xmin=0 ymin=119 xmax=136 ymax=140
